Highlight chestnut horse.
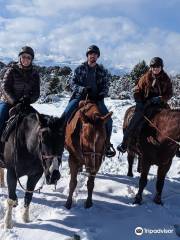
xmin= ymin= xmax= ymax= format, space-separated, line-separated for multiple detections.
xmin=65 ymin=100 xmax=112 ymax=209
xmin=123 ymin=106 xmax=180 ymax=205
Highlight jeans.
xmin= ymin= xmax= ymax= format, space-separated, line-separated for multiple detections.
xmin=97 ymin=100 xmax=112 ymax=140
xmin=0 ymin=101 xmax=10 ymax=136
xmin=63 ymin=98 xmax=113 ymax=140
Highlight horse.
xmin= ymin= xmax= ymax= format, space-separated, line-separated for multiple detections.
xmin=65 ymin=100 xmax=112 ymax=209
xmin=122 ymin=106 xmax=141 ymax=177
xmin=124 ymin=107 xmax=180 ymax=205
xmin=2 ymin=104 xmax=65 ymax=229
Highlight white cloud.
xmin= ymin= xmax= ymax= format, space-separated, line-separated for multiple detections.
xmin=0 ymin=0 xmax=180 ymax=73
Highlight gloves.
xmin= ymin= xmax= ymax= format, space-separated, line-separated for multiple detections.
xmin=151 ymin=96 xmax=162 ymax=104
xmin=83 ymin=87 xmax=92 ymax=95
xmin=19 ymin=95 xmax=30 ymax=105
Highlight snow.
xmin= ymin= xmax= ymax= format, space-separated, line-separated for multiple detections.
xmin=0 ymin=98 xmax=180 ymax=240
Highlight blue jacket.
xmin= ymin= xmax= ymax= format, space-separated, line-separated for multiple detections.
xmin=70 ymin=61 xmax=111 ymax=99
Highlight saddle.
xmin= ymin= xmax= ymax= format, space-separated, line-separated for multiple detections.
xmin=1 ymin=103 xmax=35 ymax=143
xmin=128 ymin=102 xmax=170 ymax=149
xmin=0 ymin=104 xmax=37 ymax=168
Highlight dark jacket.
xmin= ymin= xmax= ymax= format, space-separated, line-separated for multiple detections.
xmin=133 ymin=70 xmax=173 ymax=104
xmin=0 ymin=63 xmax=40 ymax=105
xmin=70 ymin=61 xmax=111 ymax=99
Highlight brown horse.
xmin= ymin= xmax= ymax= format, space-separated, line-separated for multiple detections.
xmin=124 ymin=106 xmax=180 ymax=205
xmin=123 ymin=106 xmax=141 ymax=177
xmin=65 ymin=100 xmax=112 ymax=209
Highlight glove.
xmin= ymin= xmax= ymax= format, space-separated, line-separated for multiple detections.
xmin=19 ymin=95 xmax=30 ymax=105
xmin=96 ymin=93 xmax=105 ymax=101
xmin=151 ymin=96 xmax=162 ymax=104
xmin=83 ymin=87 xmax=92 ymax=95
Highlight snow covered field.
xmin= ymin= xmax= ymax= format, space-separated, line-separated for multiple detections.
xmin=0 ymin=98 xmax=180 ymax=240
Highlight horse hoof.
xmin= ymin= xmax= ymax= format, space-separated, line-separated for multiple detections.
xmin=127 ymin=172 xmax=133 ymax=177
xmin=65 ymin=199 xmax=72 ymax=209
xmin=84 ymin=200 xmax=93 ymax=209
xmin=133 ymin=195 xmax=142 ymax=205
xmin=153 ymin=195 xmax=163 ymax=205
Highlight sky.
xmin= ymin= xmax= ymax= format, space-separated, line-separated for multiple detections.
xmin=0 ymin=0 xmax=180 ymax=73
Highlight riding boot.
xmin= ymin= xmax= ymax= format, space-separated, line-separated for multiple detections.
xmin=105 ymin=138 xmax=116 ymax=158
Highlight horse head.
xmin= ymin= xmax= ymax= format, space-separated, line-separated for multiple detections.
xmin=79 ymin=109 xmax=112 ymax=174
xmin=36 ymin=113 xmax=65 ymax=184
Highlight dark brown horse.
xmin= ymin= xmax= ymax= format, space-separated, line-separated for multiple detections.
xmin=124 ymin=106 xmax=180 ymax=205
xmin=122 ymin=106 xmax=141 ymax=177
xmin=65 ymin=100 xmax=112 ymax=209
xmin=2 ymin=104 xmax=65 ymax=228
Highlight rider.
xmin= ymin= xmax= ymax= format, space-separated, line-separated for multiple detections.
xmin=62 ymin=45 xmax=115 ymax=157
xmin=117 ymin=57 xmax=173 ymax=153
xmin=0 ymin=46 xmax=40 ymax=163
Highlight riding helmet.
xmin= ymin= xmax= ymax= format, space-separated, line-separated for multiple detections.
xmin=150 ymin=57 xmax=163 ymax=67
xmin=86 ymin=45 xmax=100 ymax=57
xmin=18 ymin=46 xmax=35 ymax=59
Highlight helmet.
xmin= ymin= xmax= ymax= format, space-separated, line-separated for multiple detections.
xmin=86 ymin=45 xmax=100 ymax=57
xmin=18 ymin=46 xmax=34 ymax=59
xmin=150 ymin=57 xmax=163 ymax=67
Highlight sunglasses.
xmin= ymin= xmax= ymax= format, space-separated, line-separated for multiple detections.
xmin=21 ymin=55 xmax=32 ymax=60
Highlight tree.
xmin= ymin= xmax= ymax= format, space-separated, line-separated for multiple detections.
xmin=130 ymin=60 xmax=149 ymax=84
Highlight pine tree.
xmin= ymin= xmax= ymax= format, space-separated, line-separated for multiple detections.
xmin=130 ymin=60 xmax=149 ymax=84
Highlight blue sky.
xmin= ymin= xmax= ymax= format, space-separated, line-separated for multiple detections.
xmin=0 ymin=0 xmax=180 ymax=73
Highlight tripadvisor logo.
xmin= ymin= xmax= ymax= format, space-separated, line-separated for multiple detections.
xmin=135 ymin=227 xmax=143 ymax=236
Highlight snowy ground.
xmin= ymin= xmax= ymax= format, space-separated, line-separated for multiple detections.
xmin=0 ymin=98 xmax=180 ymax=240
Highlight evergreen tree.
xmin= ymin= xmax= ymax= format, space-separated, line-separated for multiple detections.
xmin=130 ymin=60 xmax=149 ymax=84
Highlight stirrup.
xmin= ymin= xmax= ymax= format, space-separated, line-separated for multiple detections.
xmin=105 ymin=144 xmax=116 ymax=158
xmin=117 ymin=143 xmax=127 ymax=153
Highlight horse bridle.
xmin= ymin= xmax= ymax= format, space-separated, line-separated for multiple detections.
xmin=14 ymin=120 xmax=56 ymax=193
xmin=80 ymin=120 xmax=105 ymax=174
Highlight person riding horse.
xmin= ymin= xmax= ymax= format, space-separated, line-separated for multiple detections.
xmin=0 ymin=46 xmax=40 ymax=164
xmin=117 ymin=57 xmax=173 ymax=153
xmin=62 ymin=45 xmax=116 ymax=158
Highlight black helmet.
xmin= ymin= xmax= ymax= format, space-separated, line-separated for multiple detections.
xmin=150 ymin=57 xmax=163 ymax=67
xmin=18 ymin=46 xmax=34 ymax=59
xmin=86 ymin=45 xmax=100 ymax=57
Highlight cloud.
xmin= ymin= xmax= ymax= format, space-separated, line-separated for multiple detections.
xmin=0 ymin=0 xmax=180 ymax=73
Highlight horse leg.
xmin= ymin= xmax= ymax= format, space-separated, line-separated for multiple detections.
xmin=4 ymin=168 xmax=18 ymax=229
xmin=153 ymin=163 xmax=171 ymax=205
xmin=84 ymin=175 xmax=95 ymax=208
xmin=134 ymin=163 xmax=150 ymax=204
xmin=22 ymin=173 xmax=42 ymax=223
xmin=127 ymin=151 xmax=135 ymax=177
xmin=65 ymin=158 xmax=78 ymax=209
xmin=0 ymin=168 xmax=5 ymax=187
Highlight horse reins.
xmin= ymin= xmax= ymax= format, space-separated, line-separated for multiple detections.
xmin=144 ymin=115 xmax=180 ymax=146
xmin=80 ymin=99 xmax=105 ymax=175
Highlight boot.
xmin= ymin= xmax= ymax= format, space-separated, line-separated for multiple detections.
xmin=117 ymin=141 xmax=127 ymax=153
xmin=105 ymin=141 xmax=116 ymax=158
